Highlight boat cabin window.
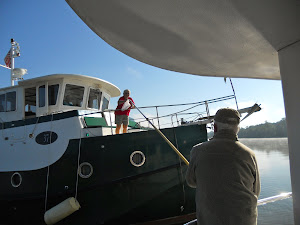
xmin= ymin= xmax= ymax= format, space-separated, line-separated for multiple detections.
xmin=6 ymin=92 xmax=16 ymax=111
xmin=63 ymin=84 xmax=84 ymax=107
xmin=48 ymin=84 xmax=59 ymax=105
xmin=25 ymin=87 xmax=36 ymax=117
xmin=0 ymin=94 xmax=5 ymax=112
xmin=88 ymin=88 xmax=102 ymax=109
xmin=39 ymin=85 xmax=46 ymax=107
xmin=0 ymin=91 xmax=16 ymax=112
xmin=38 ymin=84 xmax=60 ymax=108
xmin=102 ymin=97 xmax=109 ymax=110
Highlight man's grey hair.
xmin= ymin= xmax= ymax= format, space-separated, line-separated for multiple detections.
xmin=124 ymin=89 xmax=130 ymax=94
xmin=215 ymin=121 xmax=240 ymax=134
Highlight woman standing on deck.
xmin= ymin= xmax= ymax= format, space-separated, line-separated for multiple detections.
xmin=115 ymin=89 xmax=135 ymax=134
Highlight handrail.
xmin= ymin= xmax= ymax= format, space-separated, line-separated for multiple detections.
xmin=134 ymin=112 xmax=205 ymax=126
xmin=79 ymin=95 xmax=237 ymax=131
xmin=137 ymin=95 xmax=235 ymax=109
xmin=77 ymin=95 xmax=237 ymax=131
xmin=184 ymin=192 xmax=293 ymax=225
xmin=78 ymin=95 xmax=235 ymax=118
xmin=258 ymin=192 xmax=292 ymax=206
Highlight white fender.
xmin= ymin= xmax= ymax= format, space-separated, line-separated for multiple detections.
xmin=44 ymin=197 xmax=80 ymax=225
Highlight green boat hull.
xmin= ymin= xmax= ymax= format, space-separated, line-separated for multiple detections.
xmin=0 ymin=124 xmax=207 ymax=224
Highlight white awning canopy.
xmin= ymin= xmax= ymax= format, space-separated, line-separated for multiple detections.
xmin=66 ymin=0 xmax=300 ymax=80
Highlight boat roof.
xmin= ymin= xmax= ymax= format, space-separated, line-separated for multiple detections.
xmin=13 ymin=74 xmax=121 ymax=97
xmin=67 ymin=0 xmax=300 ymax=80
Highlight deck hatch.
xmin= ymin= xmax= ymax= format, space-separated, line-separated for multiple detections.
xmin=84 ymin=117 xmax=107 ymax=127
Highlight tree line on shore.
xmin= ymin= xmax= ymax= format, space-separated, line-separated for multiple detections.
xmin=208 ymin=118 xmax=287 ymax=138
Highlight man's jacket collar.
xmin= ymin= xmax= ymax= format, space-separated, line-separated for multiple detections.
xmin=213 ymin=129 xmax=238 ymax=141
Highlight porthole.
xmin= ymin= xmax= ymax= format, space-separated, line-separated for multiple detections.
xmin=78 ymin=162 xmax=93 ymax=178
xmin=11 ymin=172 xmax=22 ymax=188
xmin=130 ymin=151 xmax=146 ymax=167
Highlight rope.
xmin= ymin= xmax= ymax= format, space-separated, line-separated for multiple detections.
xmin=44 ymin=113 xmax=54 ymax=212
xmin=229 ymin=78 xmax=239 ymax=111
xmin=156 ymin=107 xmax=160 ymax=129
xmin=30 ymin=116 xmax=40 ymax=137
xmin=44 ymin=165 xmax=50 ymax=212
xmin=75 ymin=129 xmax=82 ymax=200
xmin=171 ymin=123 xmax=186 ymax=208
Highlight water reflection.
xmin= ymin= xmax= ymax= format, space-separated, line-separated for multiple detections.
xmin=239 ymin=138 xmax=293 ymax=225
xmin=240 ymin=137 xmax=289 ymax=156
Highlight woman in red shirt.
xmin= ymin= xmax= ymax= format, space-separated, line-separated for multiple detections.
xmin=114 ymin=89 xmax=135 ymax=134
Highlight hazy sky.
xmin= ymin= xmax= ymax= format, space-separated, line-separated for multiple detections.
xmin=0 ymin=0 xmax=285 ymax=128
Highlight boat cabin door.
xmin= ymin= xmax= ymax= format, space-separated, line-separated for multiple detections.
xmin=25 ymin=87 xmax=36 ymax=118
xmin=33 ymin=82 xmax=60 ymax=117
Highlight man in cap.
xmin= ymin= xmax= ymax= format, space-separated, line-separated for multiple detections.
xmin=186 ymin=108 xmax=260 ymax=225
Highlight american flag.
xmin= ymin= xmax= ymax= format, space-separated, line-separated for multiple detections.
xmin=4 ymin=50 xmax=11 ymax=68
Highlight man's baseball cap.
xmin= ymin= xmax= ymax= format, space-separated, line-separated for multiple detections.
xmin=214 ymin=108 xmax=240 ymax=125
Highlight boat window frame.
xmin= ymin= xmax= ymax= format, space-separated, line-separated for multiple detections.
xmin=38 ymin=85 xmax=46 ymax=108
xmin=87 ymin=87 xmax=102 ymax=110
xmin=48 ymin=84 xmax=60 ymax=106
xmin=28 ymin=80 xmax=63 ymax=117
xmin=24 ymin=86 xmax=37 ymax=118
xmin=0 ymin=93 xmax=6 ymax=112
xmin=63 ymin=84 xmax=85 ymax=107
xmin=101 ymin=96 xmax=109 ymax=111
xmin=0 ymin=91 xmax=17 ymax=112
xmin=6 ymin=91 xmax=16 ymax=111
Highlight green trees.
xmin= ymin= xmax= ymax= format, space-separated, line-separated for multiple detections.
xmin=238 ymin=118 xmax=287 ymax=138
xmin=207 ymin=118 xmax=287 ymax=138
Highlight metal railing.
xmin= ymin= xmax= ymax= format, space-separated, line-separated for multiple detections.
xmin=80 ymin=95 xmax=235 ymax=133
xmin=128 ymin=95 xmax=235 ymax=130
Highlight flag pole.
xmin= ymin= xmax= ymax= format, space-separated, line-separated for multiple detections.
xmin=10 ymin=39 xmax=15 ymax=86
xmin=0 ymin=64 xmax=11 ymax=69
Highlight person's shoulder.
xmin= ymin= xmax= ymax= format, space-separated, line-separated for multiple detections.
xmin=191 ymin=141 xmax=210 ymax=153
xmin=192 ymin=142 xmax=204 ymax=149
xmin=190 ymin=141 xmax=214 ymax=161
xmin=236 ymin=141 xmax=256 ymax=156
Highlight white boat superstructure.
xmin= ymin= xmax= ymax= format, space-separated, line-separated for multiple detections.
xmin=0 ymin=74 xmax=120 ymax=172
xmin=0 ymin=74 xmax=120 ymax=121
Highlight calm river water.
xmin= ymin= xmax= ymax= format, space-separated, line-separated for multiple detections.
xmin=239 ymin=138 xmax=293 ymax=225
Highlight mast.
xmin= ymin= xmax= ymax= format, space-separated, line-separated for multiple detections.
xmin=10 ymin=39 xmax=15 ymax=86
xmin=1 ymin=39 xmax=26 ymax=86
xmin=10 ymin=38 xmax=22 ymax=86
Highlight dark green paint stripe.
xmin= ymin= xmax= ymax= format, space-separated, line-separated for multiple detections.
xmin=0 ymin=110 xmax=79 ymax=130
